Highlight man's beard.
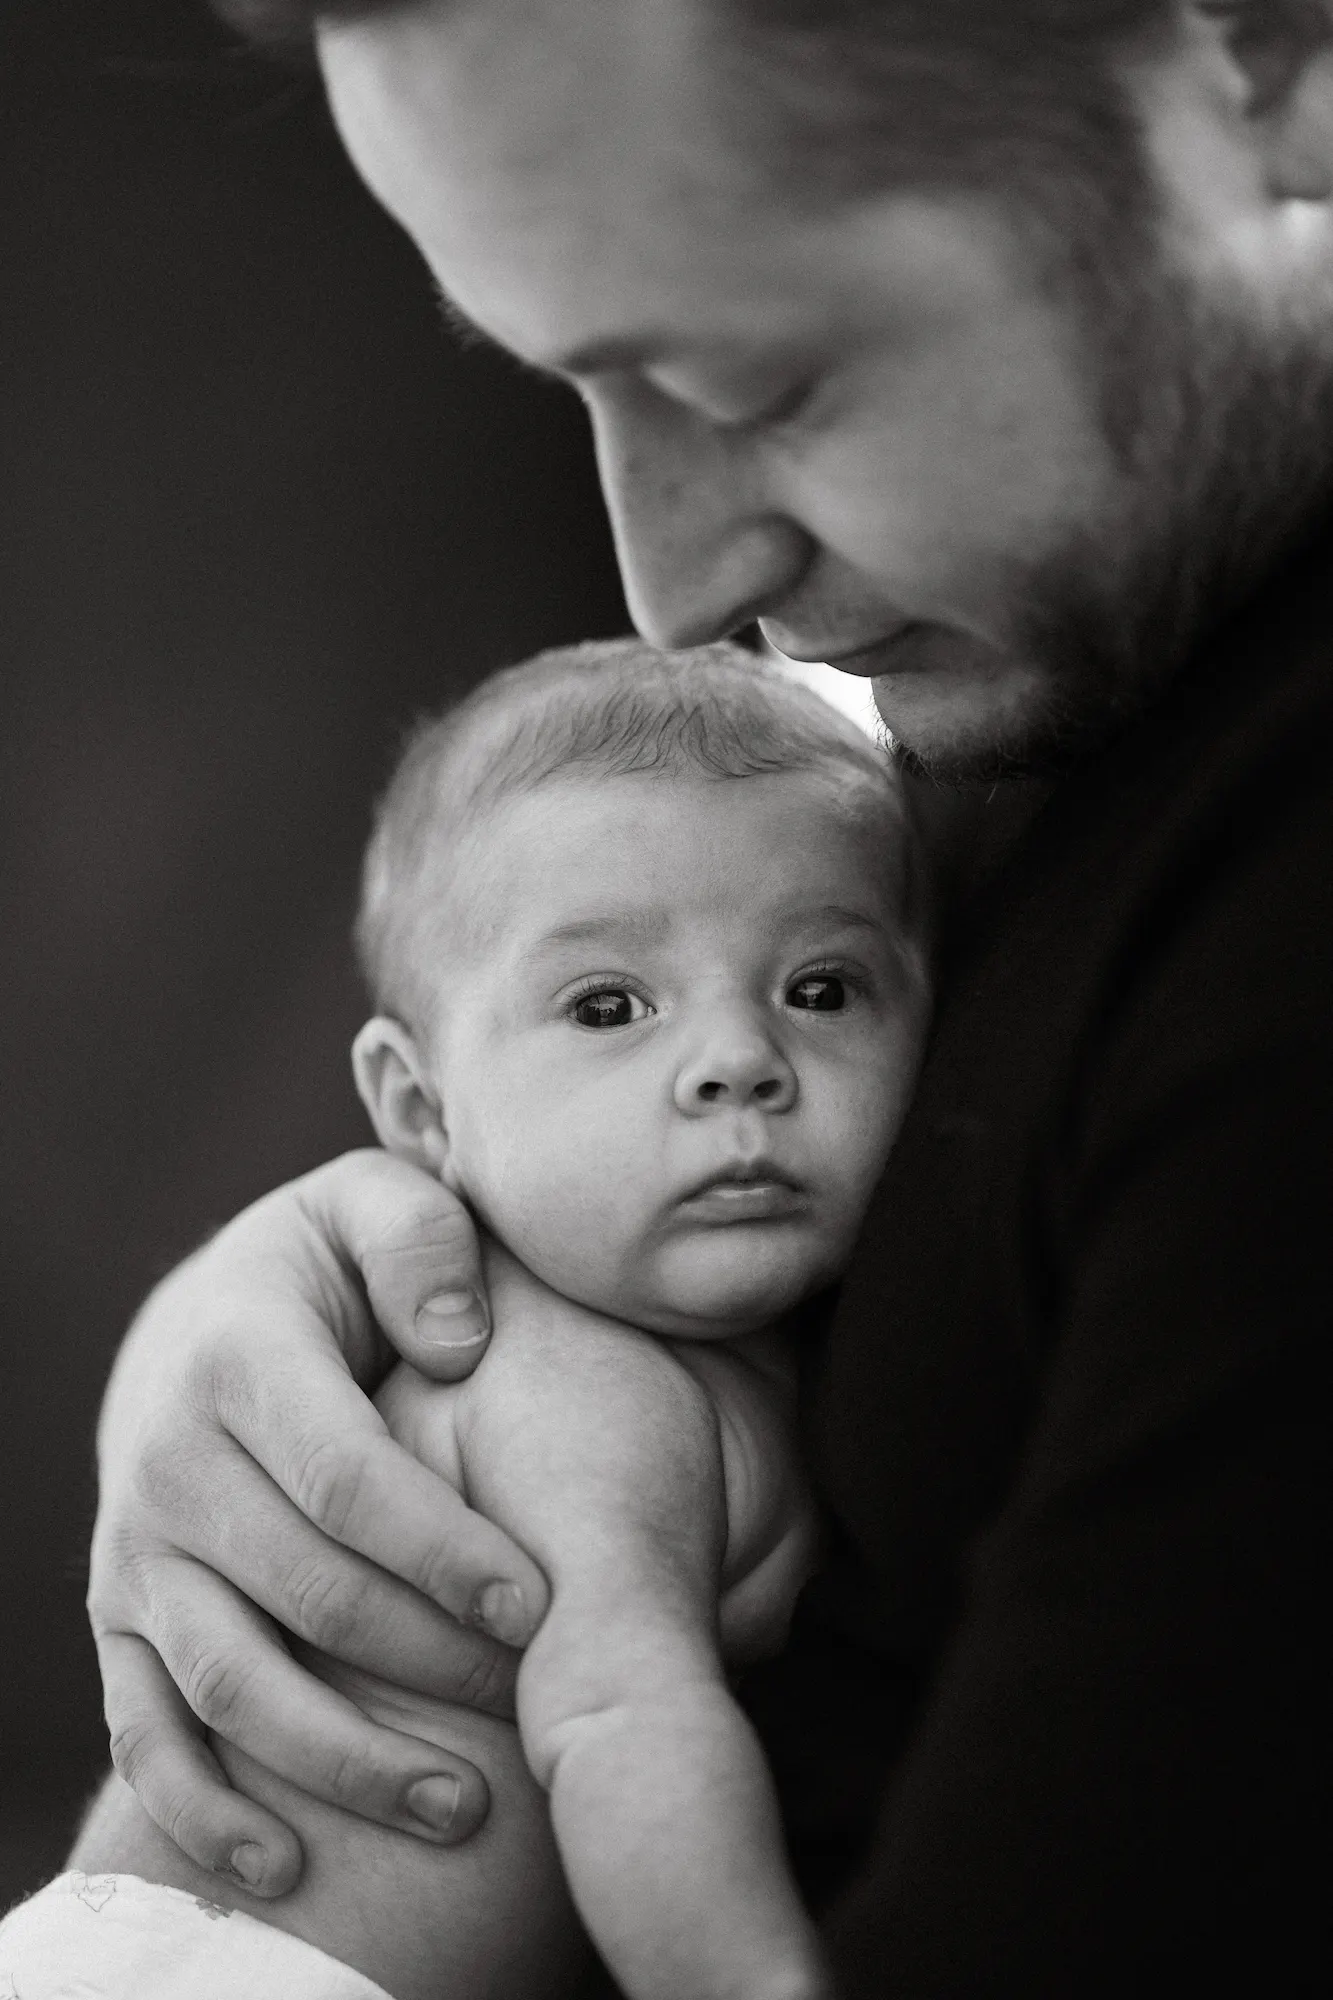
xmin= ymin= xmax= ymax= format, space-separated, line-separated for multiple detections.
xmin=894 ymin=264 xmax=1333 ymax=789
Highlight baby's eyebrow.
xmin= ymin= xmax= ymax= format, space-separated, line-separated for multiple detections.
xmin=784 ymin=904 xmax=887 ymax=938
xmin=521 ymin=906 xmax=887 ymax=964
xmin=524 ymin=911 xmax=670 ymax=957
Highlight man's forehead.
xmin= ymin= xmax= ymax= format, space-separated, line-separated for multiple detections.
xmin=323 ymin=16 xmax=1024 ymax=403
xmin=320 ymin=0 xmax=747 ymax=219
xmin=318 ymin=0 xmax=861 ymax=352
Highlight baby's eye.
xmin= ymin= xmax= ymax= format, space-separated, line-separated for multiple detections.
xmin=787 ymin=974 xmax=847 ymax=1012
xmin=570 ymin=987 xmax=651 ymax=1029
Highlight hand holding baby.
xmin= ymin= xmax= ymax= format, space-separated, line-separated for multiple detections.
xmin=86 ymin=1147 xmax=538 ymax=1894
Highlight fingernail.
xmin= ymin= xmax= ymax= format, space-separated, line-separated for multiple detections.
xmin=406 ymin=1773 xmax=461 ymax=1833
xmin=473 ymin=1578 xmax=531 ymax=1647
xmin=416 ymin=1290 xmax=489 ymax=1348
xmin=226 ymin=1843 xmax=268 ymax=1889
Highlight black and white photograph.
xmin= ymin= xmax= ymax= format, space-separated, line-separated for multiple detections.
xmin=1 ymin=4 xmax=1327 ymax=1995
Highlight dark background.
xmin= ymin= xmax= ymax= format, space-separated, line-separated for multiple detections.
xmin=0 ymin=0 xmax=625 ymax=1906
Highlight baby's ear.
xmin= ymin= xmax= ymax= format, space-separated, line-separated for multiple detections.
xmin=351 ymin=1017 xmax=453 ymax=1182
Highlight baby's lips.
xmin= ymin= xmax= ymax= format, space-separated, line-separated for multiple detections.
xmin=673 ymin=1167 xmax=809 ymax=1224
xmin=677 ymin=1158 xmax=799 ymax=1202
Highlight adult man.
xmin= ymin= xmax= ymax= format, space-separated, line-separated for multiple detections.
xmin=65 ymin=0 xmax=1333 ymax=1991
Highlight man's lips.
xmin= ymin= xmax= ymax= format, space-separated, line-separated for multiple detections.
xmin=676 ymin=1167 xmax=807 ymax=1224
xmin=764 ymin=623 xmax=928 ymax=678
xmin=824 ymin=633 xmax=920 ymax=677
xmin=772 ymin=623 xmax=1005 ymax=688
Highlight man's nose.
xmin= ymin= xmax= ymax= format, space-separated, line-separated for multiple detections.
xmin=673 ymin=1013 xmax=798 ymax=1116
xmin=587 ymin=379 xmax=811 ymax=646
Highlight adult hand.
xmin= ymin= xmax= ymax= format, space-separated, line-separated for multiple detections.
xmin=87 ymin=1150 xmax=551 ymax=1899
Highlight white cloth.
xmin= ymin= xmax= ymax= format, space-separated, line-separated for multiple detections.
xmin=0 ymin=1870 xmax=394 ymax=1999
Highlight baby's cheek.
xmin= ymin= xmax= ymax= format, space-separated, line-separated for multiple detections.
xmin=833 ymin=1050 xmax=914 ymax=1183
xmin=467 ymin=1124 xmax=651 ymax=1306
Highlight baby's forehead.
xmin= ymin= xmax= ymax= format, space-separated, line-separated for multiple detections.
xmin=431 ymin=760 xmax=910 ymax=959
xmin=465 ymin=754 xmax=896 ymax=858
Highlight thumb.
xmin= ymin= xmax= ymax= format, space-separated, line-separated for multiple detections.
xmin=300 ymin=1151 xmax=491 ymax=1381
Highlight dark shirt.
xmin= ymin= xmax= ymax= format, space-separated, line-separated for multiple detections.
xmin=749 ymin=522 xmax=1332 ymax=1993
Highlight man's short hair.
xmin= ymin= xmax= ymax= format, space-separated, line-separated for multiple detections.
xmin=356 ymin=638 xmax=918 ymax=1032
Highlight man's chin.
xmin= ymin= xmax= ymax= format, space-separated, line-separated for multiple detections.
xmin=868 ymin=616 xmax=1158 ymax=783
xmin=868 ymin=635 xmax=1061 ymax=783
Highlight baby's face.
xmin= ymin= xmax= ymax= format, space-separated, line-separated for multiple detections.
xmin=426 ymin=767 xmax=928 ymax=1338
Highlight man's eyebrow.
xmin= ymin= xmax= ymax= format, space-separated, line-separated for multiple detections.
xmin=432 ymin=288 xmax=567 ymax=385
xmin=433 ymin=285 xmax=524 ymax=362
xmin=431 ymin=284 xmax=662 ymax=382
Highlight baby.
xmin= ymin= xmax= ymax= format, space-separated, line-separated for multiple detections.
xmin=347 ymin=638 xmax=930 ymax=2000
xmin=5 ymin=636 xmax=928 ymax=2000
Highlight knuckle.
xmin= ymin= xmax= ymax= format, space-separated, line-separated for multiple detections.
xmin=193 ymin=1316 xmax=275 ymax=1421
xmin=88 ymin=1528 xmax=163 ymax=1630
xmin=87 ymin=1585 xmax=128 ymax=1639
xmin=181 ymin=1649 xmax=252 ymax=1736
xmin=413 ymin=1538 xmax=467 ymax=1612
xmin=127 ymin=1392 xmax=226 ymax=1514
xmin=291 ymin=1433 xmax=367 ymax=1543
xmin=450 ymin=1638 xmax=517 ymax=1718
xmin=371 ymin=1155 xmax=452 ymax=1223
xmin=106 ymin=1713 xmax=158 ymax=1789
xmin=319 ymin=1737 xmax=385 ymax=1812
xmin=299 ymin=1148 xmax=382 ymax=1204
xmin=86 ymin=1544 xmax=130 ymax=1627
xmin=369 ymin=1191 xmax=474 ymax=1273
xmin=126 ymin=1425 xmax=182 ymax=1514
xmin=282 ymin=1553 xmax=367 ymax=1655
xmin=155 ymin=1794 xmax=214 ymax=1867
xmin=401 ymin=1189 xmax=472 ymax=1253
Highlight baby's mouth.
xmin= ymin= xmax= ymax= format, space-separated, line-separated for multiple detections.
xmin=676 ymin=1166 xmax=807 ymax=1224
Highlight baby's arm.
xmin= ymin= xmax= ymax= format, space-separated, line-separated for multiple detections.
xmin=386 ymin=1247 xmax=827 ymax=2000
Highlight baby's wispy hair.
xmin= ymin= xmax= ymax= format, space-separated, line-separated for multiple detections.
xmin=357 ymin=638 xmax=922 ymax=1031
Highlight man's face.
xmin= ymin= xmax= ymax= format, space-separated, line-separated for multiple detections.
xmin=420 ymin=768 xmax=926 ymax=1339
xmin=319 ymin=0 xmax=1326 ymax=777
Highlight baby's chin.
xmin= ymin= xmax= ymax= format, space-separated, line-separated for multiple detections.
xmin=592 ymin=1231 xmax=842 ymax=1343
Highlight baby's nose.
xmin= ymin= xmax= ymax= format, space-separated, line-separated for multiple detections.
xmin=673 ymin=1022 xmax=797 ymax=1114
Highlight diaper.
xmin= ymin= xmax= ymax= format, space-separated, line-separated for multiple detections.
xmin=0 ymin=1870 xmax=393 ymax=1999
